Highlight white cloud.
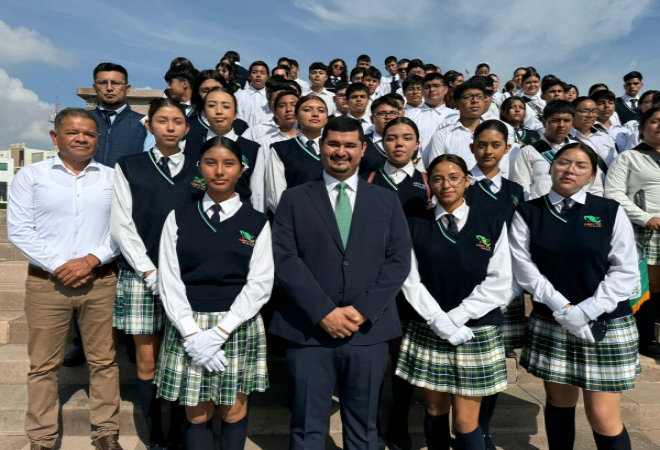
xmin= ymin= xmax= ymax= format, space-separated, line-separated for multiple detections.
xmin=0 ymin=69 xmax=55 ymax=149
xmin=0 ymin=20 xmax=74 ymax=67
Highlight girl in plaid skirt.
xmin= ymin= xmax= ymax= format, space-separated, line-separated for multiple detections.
xmin=156 ymin=135 xmax=274 ymax=450
xmin=511 ymin=143 xmax=640 ymax=450
xmin=111 ymin=98 xmax=205 ymax=449
xmin=396 ymin=149 xmax=513 ymax=450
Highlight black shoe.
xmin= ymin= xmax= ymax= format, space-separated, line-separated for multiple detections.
xmin=485 ymin=434 xmax=497 ymax=450
xmin=387 ymin=429 xmax=412 ymax=450
xmin=640 ymin=342 xmax=660 ymax=358
xmin=505 ymin=346 xmax=517 ymax=358
xmin=62 ymin=345 xmax=86 ymax=367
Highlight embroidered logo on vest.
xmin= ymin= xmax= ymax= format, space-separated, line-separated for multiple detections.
xmin=476 ymin=235 xmax=492 ymax=251
xmin=242 ymin=155 xmax=250 ymax=170
xmin=239 ymin=230 xmax=256 ymax=246
xmin=584 ymin=216 xmax=602 ymax=227
xmin=191 ymin=176 xmax=206 ymax=190
xmin=511 ymin=194 xmax=519 ymax=206
xmin=413 ymin=182 xmax=427 ymax=190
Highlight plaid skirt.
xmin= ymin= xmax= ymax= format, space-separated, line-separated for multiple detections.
xmin=502 ymin=294 xmax=526 ymax=349
xmin=155 ymin=312 xmax=268 ymax=406
xmin=520 ymin=312 xmax=640 ymax=392
xmin=113 ymin=269 xmax=165 ymax=334
xmin=634 ymin=225 xmax=660 ymax=265
xmin=395 ymin=320 xmax=508 ymax=396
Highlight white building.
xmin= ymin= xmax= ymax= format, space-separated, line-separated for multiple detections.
xmin=0 ymin=157 xmax=14 ymax=203
xmin=0 ymin=143 xmax=58 ymax=204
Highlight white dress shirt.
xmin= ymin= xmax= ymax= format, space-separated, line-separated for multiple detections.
xmin=522 ymin=94 xmax=545 ymax=131
xmin=242 ymin=120 xmax=278 ymax=142
xmin=246 ymin=104 xmax=273 ymax=128
xmin=235 ymin=85 xmax=267 ymax=120
xmin=307 ymin=88 xmax=337 ymax=116
xmin=110 ymin=148 xmax=185 ymax=276
xmin=401 ymin=200 xmax=513 ymax=326
xmin=8 ymin=155 xmax=119 ymax=272
xmin=323 ymin=171 xmax=358 ymax=209
xmin=621 ymin=93 xmax=640 ymax=112
xmin=383 ymin=161 xmax=416 ymax=185
xmin=378 ymin=74 xmax=399 ymax=96
xmin=158 ymin=193 xmax=274 ymax=337
xmin=405 ymin=103 xmax=458 ymax=161
xmin=571 ymin=126 xmax=618 ymax=167
xmin=509 ymin=189 xmax=639 ymax=319
xmin=469 ymin=165 xmax=503 ymax=193
xmin=598 ymin=121 xmax=632 ymax=152
xmin=250 ymin=129 xmax=296 ymax=212
xmin=404 ymin=103 xmax=424 ymax=113
xmin=624 ymin=120 xmax=641 ymax=150
xmin=294 ymin=78 xmax=310 ymax=94
xmin=266 ymin=133 xmax=321 ymax=213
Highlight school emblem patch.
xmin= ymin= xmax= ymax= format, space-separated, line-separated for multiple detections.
xmin=510 ymin=194 xmax=519 ymax=206
xmin=242 ymin=155 xmax=250 ymax=170
xmin=476 ymin=235 xmax=492 ymax=251
xmin=413 ymin=182 xmax=427 ymax=190
xmin=584 ymin=216 xmax=602 ymax=227
xmin=239 ymin=230 xmax=256 ymax=247
xmin=191 ymin=176 xmax=206 ymax=190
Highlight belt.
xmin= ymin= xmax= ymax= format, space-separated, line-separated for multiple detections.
xmin=28 ymin=262 xmax=118 ymax=281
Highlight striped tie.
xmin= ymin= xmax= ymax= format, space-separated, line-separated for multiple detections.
xmin=334 ymin=182 xmax=352 ymax=248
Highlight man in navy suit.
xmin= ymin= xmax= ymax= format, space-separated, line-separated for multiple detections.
xmin=271 ymin=116 xmax=412 ymax=449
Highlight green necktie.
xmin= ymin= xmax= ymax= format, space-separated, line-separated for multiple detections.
xmin=334 ymin=182 xmax=353 ymax=248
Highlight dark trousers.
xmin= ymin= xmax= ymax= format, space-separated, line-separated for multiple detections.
xmin=286 ymin=341 xmax=389 ymax=450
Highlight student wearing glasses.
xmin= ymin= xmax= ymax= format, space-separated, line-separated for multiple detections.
xmin=360 ymin=96 xmax=400 ymax=174
xmin=512 ymin=143 xmax=639 ymax=450
xmin=564 ymin=84 xmax=579 ymax=102
xmin=571 ymin=97 xmax=618 ymax=180
xmin=397 ymin=153 xmax=512 ymax=450
xmin=326 ymin=58 xmax=348 ymax=93
xmin=403 ymin=75 xmax=424 ymax=112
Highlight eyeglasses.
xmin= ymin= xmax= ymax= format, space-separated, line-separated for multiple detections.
xmin=332 ymin=64 xmax=345 ymax=69
xmin=576 ymin=109 xmax=599 ymax=116
xmin=397 ymin=68 xmax=408 ymax=73
xmin=423 ymin=84 xmax=446 ymax=91
xmin=553 ymin=159 xmax=592 ymax=175
xmin=431 ymin=175 xmax=467 ymax=186
xmin=405 ymin=87 xmax=422 ymax=92
xmin=459 ymin=94 xmax=485 ymax=102
xmin=95 ymin=81 xmax=125 ymax=88
xmin=374 ymin=111 xmax=399 ymax=118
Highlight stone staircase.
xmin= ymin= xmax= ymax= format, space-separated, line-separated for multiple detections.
xmin=2 ymin=209 xmax=660 ymax=449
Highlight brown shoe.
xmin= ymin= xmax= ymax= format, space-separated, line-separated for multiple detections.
xmin=30 ymin=444 xmax=53 ymax=450
xmin=95 ymin=435 xmax=124 ymax=450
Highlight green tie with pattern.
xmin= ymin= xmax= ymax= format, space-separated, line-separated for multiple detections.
xmin=334 ymin=182 xmax=353 ymax=248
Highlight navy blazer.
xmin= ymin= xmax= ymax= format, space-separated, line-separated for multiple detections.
xmin=270 ymin=177 xmax=412 ymax=346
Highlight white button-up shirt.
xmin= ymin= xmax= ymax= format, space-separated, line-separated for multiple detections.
xmin=323 ymin=171 xmax=358 ymax=209
xmin=246 ymin=104 xmax=273 ymax=128
xmin=383 ymin=161 xmax=416 ymax=185
xmin=406 ymin=103 xmax=458 ymax=161
xmin=469 ymin=165 xmax=503 ymax=193
xmin=250 ymin=129 xmax=296 ymax=212
xmin=235 ymin=85 xmax=267 ymax=119
xmin=8 ymin=155 xmax=119 ymax=272
xmin=571 ymin=126 xmax=618 ymax=167
xmin=307 ymin=88 xmax=337 ymax=116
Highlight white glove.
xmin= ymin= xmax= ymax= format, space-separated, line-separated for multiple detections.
xmin=447 ymin=326 xmax=475 ymax=346
xmin=566 ymin=324 xmax=596 ymax=343
xmin=183 ymin=326 xmax=229 ymax=365
xmin=429 ymin=313 xmax=461 ymax=340
xmin=182 ymin=328 xmax=202 ymax=357
xmin=553 ymin=305 xmax=590 ymax=331
xmin=203 ymin=350 xmax=228 ymax=373
xmin=144 ymin=270 xmax=160 ymax=296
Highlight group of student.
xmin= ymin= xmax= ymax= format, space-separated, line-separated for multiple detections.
xmin=8 ymin=51 xmax=660 ymax=450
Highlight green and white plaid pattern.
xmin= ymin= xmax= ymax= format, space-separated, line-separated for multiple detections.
xmin=113 ymin=269 xmax=164 ymax=334
xmin=155 ymin=312 xmax=268 ymax=406
xmin=502 ymin=294 xmax=526 ymax=349
xmin=634 ymin=225 xmax=660 ymax=265
xmin=395 ymin=320 xmax=508 ymax=396
xmin=521 ymin=312 xmax=641 ymax=392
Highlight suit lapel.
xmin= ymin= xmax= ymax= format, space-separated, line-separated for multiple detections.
xmin=307 ymin=181 xmax=345 ymax=253
xmin=345 ymin=178 xmax=373 ymax=249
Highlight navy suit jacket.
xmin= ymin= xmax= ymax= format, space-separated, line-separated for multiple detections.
xmin=269 ymin=177 xmax=412 ymax=346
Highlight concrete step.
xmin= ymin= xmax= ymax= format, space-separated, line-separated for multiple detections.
xmin=0 ymin=224 xmax=7 ymax=242
xmin=0 ymin=312 xmax=27 ymax=344
xmin=0 ymin=284 xmax=24 ymax=311
xmin=0 ymin=262 xmax=28 ymax=284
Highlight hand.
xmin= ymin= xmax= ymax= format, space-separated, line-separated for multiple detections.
xmin=319 ymin=308 xmax=360 ymax=338
xmin=341 ymin=306 xmax=367 ymax=326
xmin=144 ymin=270 xmax=160 ymax=296
xmin=203 ymin=350 xmax=228 ymax=373
xmin=428 ymin=313 xmax=461 ymax=340
xmin=646 ymin=217 xmax=660 ymax=230
xmin=69 ymin=274 xmax=95 ymax=289
xmin=54 ymin=255 xmax=99 ymax=287
xmin=447 ymin=326 xmax=474 ymax=346
xmin=566 ymin=324 xmax=596 ymax=343
xmin=553 ymin=305 xmax=590 ymax=330
xmin=183 ymin=326 xmax=229 ymax=365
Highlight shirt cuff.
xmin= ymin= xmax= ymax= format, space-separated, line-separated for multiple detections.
xmin=89 ymin=247 xmax=116 ymax=266
xmin=578 ymin=297 xmax=606 ymax=321
xmin=217 ymin=311 xmax=243 ymax=335
xmin=48 ymin=258 xmax=69 ymax=273
xmin=447 ymin=305 xmax=470 ymax=328
xmin=545 ymin=292 xmax=572 ymax=312
xmin=176 ymin=315 xmax=202 ymax=338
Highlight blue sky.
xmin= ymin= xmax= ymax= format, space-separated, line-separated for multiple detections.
xmin=1 ymin=0 xmax=659 ymax=148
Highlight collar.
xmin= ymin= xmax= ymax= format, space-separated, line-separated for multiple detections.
xmin=548 ymin=189 xmax=586 ymax=206
xmin=51 ymin=154 xmax=99 ymax=175
xmin=541 ymin=134 xmax=573 ymax=149
xmin=405 ymin=102 xmax=423 ymax=110
xmin=372 ymin=132 xmax=383 ymax=143
xmin=152 ymin=147 xmax=184 ymax=164
xmin=249 ymin=85 xmax=266 ymax=96
xmin=384 ymin=161 xmax=415 ymax=178
xmin=469 ymin=165 xmax=502 ymax=190
xmin=434 ymin=199 xmax=468 ymax=222
xmin=323 ymin=171 xmax=359 ymax=194
xmin=98 ymin=103 xmax=128 ymax=115
xmin=452 ymin=117 xmax=482 ymax=132
xmin=297 ymin=133 xmax=321 ymax=150
xmin=622 ymin=93 xmax=638 ymax=102
xmin=571 ymin=127 xmax=599 ymax=138
xmin=421 ymin=103 xmax=446 ymax=113
xmin=202 ymin=192 xmax=241 ymax=215
xmin=348 ymin=113 xmax=369 ymax=122
xmin=207 ymin=128 xmax=238 ymax=141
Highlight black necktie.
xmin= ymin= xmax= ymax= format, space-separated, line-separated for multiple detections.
xmin=306 ymin=140 xmax=316 ymax=154
xmin=210 ymin=204 xmax=222 ymax=226
xmin=631 ymin=99 xmax=638 ymax=112
xmin=100 ymin=110 xmax=116 ymax=126
xmin=560 ymin=198 xmax=572 ymax=215
xmin=159 ymin=157 xmax=171 ymax=178
xmin=481 ymin=178 xmax=494 ymax=192
xmin=446 ymin=214 xmax=459 ymax=238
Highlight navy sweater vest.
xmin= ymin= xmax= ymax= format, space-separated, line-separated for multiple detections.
xmin=271 ymin=137 xmax=324 ymax=188
xmin=359 ymin=133 xmax=387 ymax=175
xmin=615 ymin=97 xmax=638 ymax=125
xmin=362 ymin=169 xmax=429 ymax=218
xmin=514 ymin=127 xmax=541 ymax=146
xmin=116 ymin=151 xmax=205 ymax=270
xmin=407 ymin=207 xmax=505 ymax=326
xmin=90 ymin=106 xmax=147 ymax=168
xmin=185 ymin=116 xmax=250 ymax=150
xmin=175 ymin=201 xmax=268 ymax=312
xmin=464 ymin=178 xmax=524 ymax=227
xmin=516 ymin=194 xmax=631 ymax=320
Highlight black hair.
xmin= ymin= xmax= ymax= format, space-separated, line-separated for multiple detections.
xmin=273 ymin=89 xmax=300 ymax=110
xmin=383 ymin=117 xmax=420 ymax=141
xmin=427 ymin=154 xmax=469 ymax=177
xmin=541 ymin=77 xmax=564 ymax=94
xmin=346 ymin=82 xmax=369 ymax=98
xmin=370 ymin=96 xmax=399 ymax=113
xmin=474 ymin=119 xmax=509 ymax=143
xmin=249 ymin=61 xmax=269 ymax=73
xmin=624 ymin=71 xmax=643 ymax=82
xmin=424 ymin=63 xmax=440 ymax=73
xmin=385 ymin=56 xmax=397 ymax=65
xmin=543 ymin=100 xmax=576 ymax=119
xmin=223 ymin=51 xmax=240 ymax=62
xmin=513 ymin=67 xmax=527 ymax=75
xmin=363 ymin=67 xmax=382 ymax=80
xmin=199 ymin=136 xmax=243 ymax=162
xmin=564 ymin=84 xmax=579 ymax=95
xmin=384 ymin=92 xmax=404 ymax=105
xmin=147 ymin=98 xmax=186 ymax=121
xmin=93 ymin=62 xmax=128 ymax=82
xmin=164 ymin=65 xmax=199 ymax=84
xmin=640 ymin=90 xmax=659 ymax=105
xmin=500 ymin=96 xmax=527 ymax=122
xmin=407 ymin=61 xmax=424 ymax=73
xmin=277 ymin=57 xmax=290 ymax=66
xmin=265 ymin=76 xmax=288 ymax=95
xmin=521 ymin=68 xmax=540 ymax=83
xmin=588 ymin=83 xmax=609 ymax=95
xmin=309 ymin=61 xmax=329 ymax=74
xmin=294 ymin=94 xmax=329 ymax=115
xmin=289 ymin=59 xmax=299 ymax=68
xmin=654 ymin=92 xmax=660 ymax=106
xmin=403 ymin=74 xmax=424 ymax=90
xmin=472 ymin=75 xmax=494 ymax=89
xmin=203 ymin=86 xmax=238 ymax=112
xmin=572 ymin=96 xmax=594 ymax=108
xmin=349 ymin=67 xmax=365 ymax=80
xmin=489 ymin=73 xmax=499 ymax=80
xmin=639 ymin=107 xmax=660 ymax=141
xmin=452 ymin=78 xmax=486 ymax=101
xmin=169 ymin=57 xmax=193 ymax=70
xmin=53 ymin=107 xmax=99 ymax=132
xmin=443 ymin=70 xmax=463 ymax=86
xmin=335 ymin=81 xmax=350 ymax=93
xmin=272 ymin=65 xmax=291 ymax=77
xmin=552 ymin=143 xmax=598 ymax=175
xmin=321 ymin=114 xmax=364 ymax=142
xmin=328 ymin=58 xmax=348 ymax=82
xmin=191 ymin=70 xmax=230 ymax=113
xmin=422 ymin=72 xmax=445 ymax=85
xmin=357 ymin=54 xmax=371 ymax=63
xmin=216 ymin=61 xmax=240 ymax=92
xmin=398 ymin=58 xmax=410 ymax=65
xmin=284 ymin=79 xmax=303 ymax=96
xmin=590 ymin=89 xmax=616 ymax=103
xmin=476 ymin=62 xmax=490 ymax=71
